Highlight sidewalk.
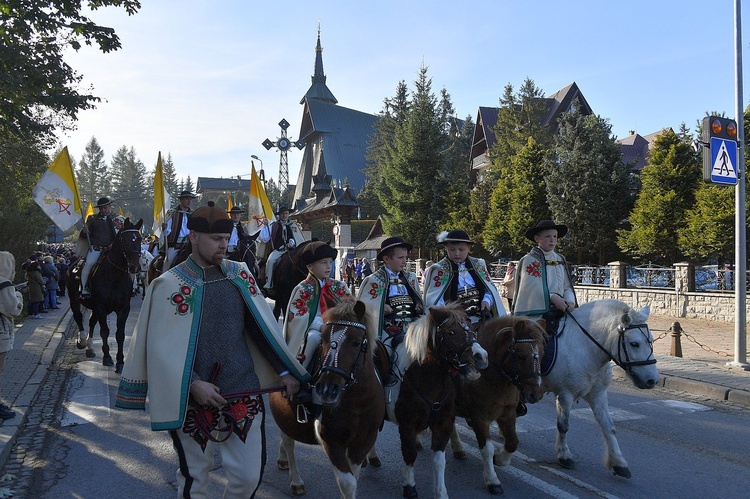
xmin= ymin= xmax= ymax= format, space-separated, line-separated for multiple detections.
xmin=0 ymin=303 xmax=748 ymax=472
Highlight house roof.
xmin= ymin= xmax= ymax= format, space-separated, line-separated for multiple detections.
xmin=615 ymin=128 xmax=670 ymax=172
xmin=196 ymin=177 xmax=250 ymax=192
xmin=354 ymin=218 xmax=387 ymax=251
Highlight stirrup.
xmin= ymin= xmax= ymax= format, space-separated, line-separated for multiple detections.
xmin=296 ymin=403 xmax=310 ymax=424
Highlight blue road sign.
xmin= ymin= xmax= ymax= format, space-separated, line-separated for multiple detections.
xmin=709 ymin=137 xmax=738 ymax=186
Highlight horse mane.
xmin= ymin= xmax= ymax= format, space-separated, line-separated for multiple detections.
xmin=322 ymin=299 xmax=378 ymax=358
xmin=575 ymin=299 xmax=646 ymax=350
xmin=405 ymin=302 xmax=466 ymax=365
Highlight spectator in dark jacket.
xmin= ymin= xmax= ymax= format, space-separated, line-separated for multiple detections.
xmin=42 ymin=256 xmax=60 ymax=309
xmin=25 ymin=259 xmax=46 ymax=318
xmin=56 ymin=257 xmax=69 ymax=297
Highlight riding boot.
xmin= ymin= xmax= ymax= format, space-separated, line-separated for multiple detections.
xmin=383 ymin=350 xmax=399 ymax=387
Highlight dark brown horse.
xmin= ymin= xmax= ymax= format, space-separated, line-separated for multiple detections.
xmin=269 ymin=300 xmax=384 ymax=498
xmin=259 ymin=240 xmax=314 ymax=320
xmin=392 ymin=303 xmax=489 ymax=499
xmin=450 ymin=315 xmax=546 ymax=495
xmin=67 ymin=218 xmax=143 ymax=373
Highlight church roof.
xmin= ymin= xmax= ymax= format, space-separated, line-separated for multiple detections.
xmin=300 ymin=28 xmax=337 ymax=105
xmin=293 ymin=98 xmax=378 ymax=200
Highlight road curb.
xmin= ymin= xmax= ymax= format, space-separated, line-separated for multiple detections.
xmin=0 ymin=310 xmax=73 ymax=470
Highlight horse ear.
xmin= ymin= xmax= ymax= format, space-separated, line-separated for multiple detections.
xmin=135 ymin=219 xmax=143 ymax=230
xmin=124 ymin=217 xmax=131 ymax=227
xmin=354 ymin=300 xmax=367 ymax=321
xmin=428 ymin=305 xmax=448 ymax=324
xmin=638 ymin=305 xmax=650 ymax=320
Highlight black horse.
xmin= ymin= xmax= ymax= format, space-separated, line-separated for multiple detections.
xmin=68 ymin=218 xmax=143 ymax=373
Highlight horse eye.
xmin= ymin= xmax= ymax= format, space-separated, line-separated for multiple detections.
xmin=352 ymin=341 xmax=361 ymax=348
xmin=629 ymin=342 xmax=639 ymax=348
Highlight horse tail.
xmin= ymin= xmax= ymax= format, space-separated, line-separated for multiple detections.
xmin=404 ymin=314 xmax=432 ymax=365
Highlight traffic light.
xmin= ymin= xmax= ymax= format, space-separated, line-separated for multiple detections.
xmin=702 ymin=116 xmax=739 ymax=185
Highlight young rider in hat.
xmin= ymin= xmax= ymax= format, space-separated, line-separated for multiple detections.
xmin=79 ymin=197 xmax=117 ymax=296
xmin=116 ymin=201 xmax=307 ymax=498
xmin=162 ymin=190 xmax=196 ymax=268
xmin=282 ymin=241 xmax=352 ymax=375
xmin=357 ymin=237 xmax=424 ymax=410
xmin=423 ymin=229 xmax=505 ymax=324
xmin=263 ymin=205 xmax=299 ymax=295
xmin=226 ymin=206 xmax=248 ymax=261
xmin=512 ymin=220 xmax=577 ymax=319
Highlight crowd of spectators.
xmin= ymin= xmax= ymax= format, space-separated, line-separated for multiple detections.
xmin=18 ymin=244 xmax=77 ymax=318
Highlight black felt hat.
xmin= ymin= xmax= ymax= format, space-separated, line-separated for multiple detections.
xmin=525 ymin=220 xmax=568 ymax=241
xmin=95 ymin=197 xmax=112 ymax=208
xmin=436 ymin=229 xmax=474 ymax=245
xmin=275 ymin=205 xmax=290 ymax=216
xmin=300 ymin=241 xmax=338 ymax=267
xmin=377 ymin=236 xmax=413 ymax=261
xmin=187 ymin=201 xmax=233 ymax=233
xmin=228 ymin=206 xmax=245 ymax=214
xmin=178 ymin=190 xmax=197 ymax=199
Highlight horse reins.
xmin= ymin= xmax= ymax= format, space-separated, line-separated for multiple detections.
xmin=103 ymin=229 xmax=142 ymax=274
xmin=436 ymin=316 xmax=479 ymax=372
xmin=565 ymin=312 xmax=656 ymax=376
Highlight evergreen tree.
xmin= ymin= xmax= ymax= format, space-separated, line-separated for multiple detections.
xmin=77 ymin=136 xmax=109 ymax=205
xmin=484 ymin=137 xmax=550 ymax=258
xmin=441 ymin=114 xmax=475 ymax=231
xmin=111 ymin=146 xmax=150 ymax=225
xmin=679 ymin=184 xmax=735 ymax=262
xmin=265 ymin=178 xmax=282 ymax=212
xmin=184 ymin=175 xmax=195 ymax=195
xmin=618 ymin=129 xmax=700 ymax=264
xmin=162 ymin=152 xmax=180 ymax=200
xmin=377 ymin=66 xmax=443 ymax=254
xmin=546 ymin=104 xmax=632 ymax=264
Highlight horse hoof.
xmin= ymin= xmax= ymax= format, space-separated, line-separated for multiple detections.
xmin=453 ymin=450 xmax=467 ymax=460
xmin=402 ymin=485 xmax=418 ymax=498
xmin=488 ymin=483 xmax=504 ymax=495
xmin=277 ymin=460 xmax=289 ymax=470
xmin=103 ymin=357 xmax=114 ymax=367
xmin=559 ymin=458 xmax=575 ymax=469
xmin=85 ymin=349 xmax=96 ymax=358
xmin=115 ymin=362 xmax=124 ymax=374
xmin=368 ymin=456 xmax=382 ymax=467
xmin=613 ymin=466 xmax=632 ymax=479
xmin=76 ymin=339 xmax=86 ymax=350
xmin=290 ymin=484 xmax=306 ymax=495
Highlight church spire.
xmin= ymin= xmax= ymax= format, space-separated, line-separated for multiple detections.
xmin=300 ymin=24 xmax=338 ymax=105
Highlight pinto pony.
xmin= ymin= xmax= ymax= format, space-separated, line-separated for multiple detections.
xmin=450 ymin=315 xmax=546 ymax=494
xmin=269 ymin=300 xmax=384 ymax=499
xmin=393 ymin=303 xmax=489 ymax=499
xmin=67 ymin=218 xmax=142 ymax=373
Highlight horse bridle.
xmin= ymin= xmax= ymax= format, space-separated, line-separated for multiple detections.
xmin=318 ymin=320 xmax=369 ymax=391
xmin=567 ymin=313 xmax=656 ymax=376
xmin=106 ymin=229 xmax=142 ymax=273
xmin=496 ymin=326 xmax=542 ymax=388
xmin=435 ymin=316 xmax=479 ymax=371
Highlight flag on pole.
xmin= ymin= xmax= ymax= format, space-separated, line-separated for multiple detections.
xmin=84 ymin=201 xmax=94 ymax=221
xmin=32 ymin=147 xmax=82 ymax=231
xmin=118 ymin=206 xmax=124 ymax=216
xmin=152 ymin=151 xmax=172 ymax=236
xmin=246 ymin=162 xmax=275 ymax=235
xmin=227 ymin=193 xmax=233 ymax=215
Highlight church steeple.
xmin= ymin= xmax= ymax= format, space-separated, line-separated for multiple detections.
xmin=300 ymin=24 xmax=338 ymax=105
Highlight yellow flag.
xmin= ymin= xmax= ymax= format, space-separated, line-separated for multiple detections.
xmin=227 ymin=193 xmax=233 ymax=215
xmin=84 ymin=201 xmax=94 ymax=221
xmin=246 ymin=162 xmax=275 ymax=235
xmin=118 ymin=206 xmax=124 ymax=216
xmin=152 ymin=151 xmax=171 ymax=236
xmin=32 ymin=147 xmax=83 ymax=231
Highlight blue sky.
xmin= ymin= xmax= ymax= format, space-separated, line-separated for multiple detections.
xmin=60 ymin=0 xmax=747 ymax=188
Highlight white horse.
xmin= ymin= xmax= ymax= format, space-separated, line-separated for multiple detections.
xmin=137 ymin=249 xmax=154 ymax=295
xmin=451 ymin=299 xmax=659 ymax=479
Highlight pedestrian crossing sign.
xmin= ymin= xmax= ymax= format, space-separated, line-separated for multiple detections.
xmin=706 ymin=137 xmax=738 ymax=186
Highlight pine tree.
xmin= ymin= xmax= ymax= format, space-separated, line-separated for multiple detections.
xmin=441 ymin=114 xmax=475 ymax=231
xmin=183 ymin=175 xmax=195 ymax=195
xmin=546 ymin=104 xmax=632 ymax=264
xmin=111 ymin=146 xmax=150 ymax=225
xmin=77 ymin=136 xmax=109 ymax=204
xmin=162 ymin=152 xmax=180 ymax=200
xmin=377 ymin=66 xmax=443 ymax=254
xmin=618 ymin=129 xmax=700 ymax=264
xmin=679 ymin=184 xmax=735 ymax=262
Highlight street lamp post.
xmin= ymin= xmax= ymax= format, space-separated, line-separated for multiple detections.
xmin=251 ymin=154 xmax=266 ymax=190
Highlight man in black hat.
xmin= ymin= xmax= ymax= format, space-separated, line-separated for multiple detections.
xmin=116 ymin=201 xmax=306 ymax=498
xmin=226 ymin=206 xmax=247 ymax=261
xmin=79 ymin=197 xmax=117 ymax=296
xmin=162 ymin=190 xmax=196 ymax=268
xmin=357 ymin=236 xmax=424 ymax=391
xmin=513 ymin=220 xmax=577 ymax=320
xmin=263 ymin=205 xmax=299 ymax=294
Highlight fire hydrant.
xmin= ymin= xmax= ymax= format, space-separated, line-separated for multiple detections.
xmin=669 ymin=321 xmax=683 ymax=358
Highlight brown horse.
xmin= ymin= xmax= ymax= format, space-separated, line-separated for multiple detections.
xmin=392 ymin=303 xmax=489 ymax=499
xmin=259 ymin=240 xmax=314 ymax=320
xmin=269 ymin=300 xmax=384 ymax=498
xmin=450 ymin=315 xmax=546 ymax=495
